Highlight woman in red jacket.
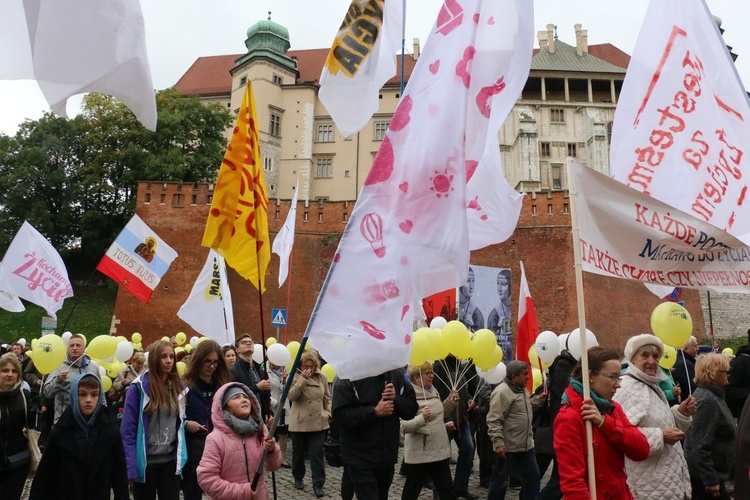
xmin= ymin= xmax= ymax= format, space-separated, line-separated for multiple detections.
xmin=553 ymin=347 xmax=650 ymax=499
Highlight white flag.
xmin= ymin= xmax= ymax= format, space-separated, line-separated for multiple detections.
xmin=611 ymin=0 xmax=750 ymax=242
xmin=318 ymin=0 xmax=404 ymax=137
xmin=177 ymin=250 xmax=236 ymax=345
xmin=0 ymin=222 xmax=73 ymax=318
xmin=0 ymin=269 xmax=25 ymax=313
xmin=308 ymin=0 xmax=534 ymax=380
xmin=571 ymin=159 xmax=750 ymax=293
xmin=0 ymin=0 xmax=156 ymax=131
xmin=272 ymin=180 xmax=299 ymax=287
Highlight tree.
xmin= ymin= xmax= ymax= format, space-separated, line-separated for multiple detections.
xmin=0 ymin=88 xmax=232 ymax=265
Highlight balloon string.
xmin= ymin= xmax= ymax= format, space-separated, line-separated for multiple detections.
xmin=471 ymin=377 xmax=486 ymax=403
xmin=455 ymin=360 xmax=473 ymax=390
xmin=680 ymin=349 xmax=692 ymax=397
xmin=432 ymin=368 xmax=452 ymax=395
xmin=455 ymin=371 xmax=480 ymax=394
xmin=436 ymin=359 xmax=453 ymax=390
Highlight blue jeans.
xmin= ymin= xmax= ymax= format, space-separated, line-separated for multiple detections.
xmin=451 ymin=421 xmax=475 ymax=492
xmin=487 ymin=449 xmax=540 ymax=500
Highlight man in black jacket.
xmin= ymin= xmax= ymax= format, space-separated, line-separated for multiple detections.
xmin=332 ymin=368 xmax=418 ymax=500
xmin=727 ymin=329 xmax=750 ymax=417
xmin=230 ymin=333 xmax=271 ymax=418
xmin=673 ymin=335 xmax=698 ymax=396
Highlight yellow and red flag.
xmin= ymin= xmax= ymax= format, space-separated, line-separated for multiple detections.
xmin=202 ymin=81 xmax=270 ymax=291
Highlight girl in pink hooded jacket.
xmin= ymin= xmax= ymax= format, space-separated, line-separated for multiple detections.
xmin=197 ymin=382 xmax=281 ymax=500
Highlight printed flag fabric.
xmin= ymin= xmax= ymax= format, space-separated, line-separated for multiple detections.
xmin=202 ymin=81 xmax=270 ymax=292
xmin=0 ymin=222 xmax=73 ymax=318
xmin=318 ymin=0 xmax=404 ymax=137
xmin=178 ymin=250 xmax=236 ymax=345
xmin=272 ymin=179 xmax=299 ymax=287
xmin=308 ymin=0 xmax=534 ymax=381
xmin=571 ymin=159 xmax=750 ymax=293
xmin=610 ymin=0 xmax=750 ymax=242
xmin=0 ymin=268 xmax=25 ymax=313
xmin=0 ymin=0 xmax=156 ymax=130
xmin=96 ymin=214 xmax=177 ymax=303
xmin=516 ymin=261 xmax=537 ymax=390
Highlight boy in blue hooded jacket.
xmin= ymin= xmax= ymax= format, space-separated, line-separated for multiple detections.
xmin=30 ymin=373 xmax=128 ymax=499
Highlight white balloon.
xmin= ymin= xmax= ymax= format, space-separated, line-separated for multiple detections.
xmin=18 ymin=338 xmax=26 ymax=347
xmin=189 ymin=336 xmax=199 ymax=348
xmin=476 ymin=366 xmax=495 ymax=380
xmin=252 ymin=344 xmax=264 ymax=364
xmin=98 ymin=365 xmax=107 ymax=378
xmin=567 ymin=328 xmax=599 ymax=360
xmin=559 ymin=333 xmax=570 ymax=352
xmin=61 ymin=331 xmax=73 ymax=345
xmin=429 ymin=316 xmax=448 ymax=329
xmin=115 ymin=342 xmax=135 ymax=363
xmin=144 ymin=352 xmax=149 ymax=363
xmin=535 ymin=331 xmax=560 ymax=364
xmin=267 ymin=343 xmax=292 ymax=366
xmin=484 ymin=363 xmax=507 ymax=384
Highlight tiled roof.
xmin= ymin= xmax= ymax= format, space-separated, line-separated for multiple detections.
xmin=531 ymin=40 xmax=628 ymax=74
xmin=174 ymin=42 xmax=628 ymax=97
xmin=174 ymin=49 xmax=418 ymax=97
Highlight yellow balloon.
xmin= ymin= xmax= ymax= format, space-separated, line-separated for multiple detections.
xmin=197 ymin=337 xmax=209 ymax=344
xmin=532 ymin=367 xmax=543 ymax=392
xmin=87 ymin=335 xmax=118 ymax=360
xmin=106 ymin=363 xmax=121 ymax=379
xmin=443 ymin=321 xmax=471 ymax=359
xmin=287 ymin=341 xmax=301 ymax=360
xmin=473 ymin=345 xmax=504 ymax=370
xmin=651 ymin=303 xmax=692 ymax=347
xmin=31 ymin=338 xmax=38 ymax=349
xmin=175 ymin=332 xmax=187 ymax=346
xmin=115 ymin=336 xmax=127 ymax=344
xmin=659 ymin=345 xmax=678 ymax=370
xmin=161 ymin=336 xmax=171 ymax=343
xmin=101 ymin=376 xmax=113 ymax=392
xmin=527 ymin=345 xmax=551 ymax=370
xmin=320 ymin=364 xmax=337 ymax=381
xmin=131 ymin=332 xmax=142 ymax=344
xmin=722 ymin=347 xmax=734 ymax=356
xmin=26 ymin=350 xmax=34 ymax=359
xmin=175 ymin=347 xmax=185 ymax=355
xmin=409 ymin=331 xmax=430 ymax=366
xmin=184 ymin=344 xmax=192 ymax=353
xmin=176 ymin=361 xmax=186 ymax=376
xmin=470 ymin=329 xmax=496 ymax=360
xmin=430 ymin=329 xmax=450 ymax=360
xmin=265 ymin=337 xmax=277 ymax=348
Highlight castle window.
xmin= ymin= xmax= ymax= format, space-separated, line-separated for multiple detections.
xmin=272 ymin=74 xmax=283 ymax=85
xmin=263 ymin=157 xmax=273 ymax=172
xmin=239 ymin=76 xmax=247 ymax=87
xmin=172 ymin=194 xmax=184 ymax=207
xmin=567 ymin=143 xmax=577 ymax=157
xmin=317 ymin=124 xmax=334 ymax=143
xmin=540 ymin=142 xmax=551 ymax=158
xmin=374 ymin=121 xmax=389 ymax=141
xmin=269 ymin=112 xmax=281 ymax=137
xmin=550 ymin=108 xmax=565 ymax=123
xmin=551 ymin=164 xmax=562 ymax=190
xmin=315 ymin=157 xmax=333 ymax=178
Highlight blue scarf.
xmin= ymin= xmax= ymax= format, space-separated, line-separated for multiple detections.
xmin=561 ymin=378 xmax=614 ymax=415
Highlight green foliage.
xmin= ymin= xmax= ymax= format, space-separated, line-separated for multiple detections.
xmin=0 ymin=285 xmax=116 ymax=344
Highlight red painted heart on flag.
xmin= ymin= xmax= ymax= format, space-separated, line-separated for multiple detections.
xmin=429 ymin=60 xmax=440 ymax=74
xmin=365 ymin=137 xmax=394 ymax=185
xmin=390 ymin=96 xmax=412 ymax=131
xmin=399 ymin=220 xmax=414 ymax=234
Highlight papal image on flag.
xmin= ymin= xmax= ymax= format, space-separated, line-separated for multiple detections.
xmin=97 ymin=214 xmax=178 ymax=302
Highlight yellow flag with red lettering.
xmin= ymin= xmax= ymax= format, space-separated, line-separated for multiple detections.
xmin=202 ymin=81 xmax=270 ymax=292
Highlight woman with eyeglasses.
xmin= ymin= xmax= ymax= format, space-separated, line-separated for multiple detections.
xmin=554 ymin=346 xmax=649 ymax=499
xmin=612 ymin=334 xmax=696 ymax=499
xmin=288 ymin=350 xmax=331 ymax=498
xmin=684 ymin=353 xmax=736 ymax=499
xmin=400 ymin=361 xmax=458 ymax=500
xmin=181 ymin=339 xmax=232 ymax=500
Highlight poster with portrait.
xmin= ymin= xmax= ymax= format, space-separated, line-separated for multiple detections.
xmin=458 ymin=265 xmax=512 ymax=358
xmin=422 ymin=289 xmax=457 ymax=326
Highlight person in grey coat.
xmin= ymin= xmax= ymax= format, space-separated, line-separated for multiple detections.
xmin=684 ymin=353 xmax=736 ymax=499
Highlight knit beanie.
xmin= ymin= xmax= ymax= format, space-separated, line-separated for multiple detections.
xmin=222 ymin=385 xmax=248 ymax=407
xmin=624 ymin=334 xmax=664 ymax=361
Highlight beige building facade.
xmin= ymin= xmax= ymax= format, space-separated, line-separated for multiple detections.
xmin=174 ymin=18 xmax=630 ymax=204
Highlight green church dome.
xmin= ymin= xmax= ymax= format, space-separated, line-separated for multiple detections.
xmin=245 ymin=13 xmax=290 ymax=54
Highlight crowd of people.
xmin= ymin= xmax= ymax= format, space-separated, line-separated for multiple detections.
xmin=0 ymin=330 xmax=749 ymax=499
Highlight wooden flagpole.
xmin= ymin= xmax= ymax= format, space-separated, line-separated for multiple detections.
xmin=566 ymin=157 xmax=596 ymax=499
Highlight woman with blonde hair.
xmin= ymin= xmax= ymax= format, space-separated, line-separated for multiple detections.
xmin=684 ymin=353 xmax=736 ymax=499
xmin=0 ymin=354 xmax=32 ymax=498
xmin=401 ymin=361 xmax=458 ymax=500
xmin=181 ymin=340 xmax=232 ymax=500
xmin=122 ymin=340 xmax=188 ymax=500
xmin=289 ymin=350 xmax=331 ymax=498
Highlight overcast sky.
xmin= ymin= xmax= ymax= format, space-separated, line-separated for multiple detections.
xmin=1 ymin=0 xmax=749 ymax=136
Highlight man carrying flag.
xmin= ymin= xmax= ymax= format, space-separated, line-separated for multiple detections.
xmin=203 ymin=81 xmax=270 ymax=292
xmin=96 ymin=214 xmax=177 ymax=302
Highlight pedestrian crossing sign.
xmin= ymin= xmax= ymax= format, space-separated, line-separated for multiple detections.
xmin=271 ymin=308 xmax=287 ymax=327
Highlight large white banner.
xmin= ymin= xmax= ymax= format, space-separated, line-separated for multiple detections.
xmin=572 ymin=160 xmax=750 ymax=293
xmin=610 ymin=0 xmax=750 ymax=242
xmin=0 ymin=222 xmax=73 ymax=317
xmin=308 ymin=0 xmax=533 ymax=380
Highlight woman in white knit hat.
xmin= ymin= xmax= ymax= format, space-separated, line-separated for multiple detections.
xmin=613 ymin=334 xmax=698 ymax=499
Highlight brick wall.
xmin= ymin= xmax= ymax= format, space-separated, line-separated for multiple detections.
xmin=112 ymin=183 xmax=709 ymax=354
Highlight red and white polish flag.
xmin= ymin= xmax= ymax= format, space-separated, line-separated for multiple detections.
xmin=516 ymin=261 xmax=538 ymax=390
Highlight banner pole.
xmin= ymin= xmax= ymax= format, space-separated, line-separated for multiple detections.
xmin=707 ymin=291 xmax=715 ymax=350
xmin=400 ymin=0 xmax=406 ymax=95
xmin=567 ymin=157 xmax=596 ymax=499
